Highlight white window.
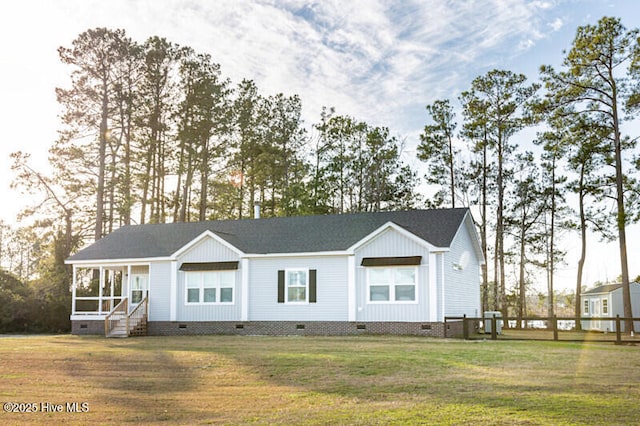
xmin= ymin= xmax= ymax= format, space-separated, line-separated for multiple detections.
xmin=602 ymin=298 xmax=608 ymax=314
xmin=185 ymin=271 xmax=235 ymax=304
xmin=367 ymin=267 xmax=417 ymax=303
xmin=583 ymin=299 xmax=589 ymax=314
xmin=286 ymin=269 xmax=308 ymax=303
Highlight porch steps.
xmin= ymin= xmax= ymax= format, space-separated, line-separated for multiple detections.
xmin=106 ymin=316 xmax=147 ymax=338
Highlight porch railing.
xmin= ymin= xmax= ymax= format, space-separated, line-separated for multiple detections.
xmin=73 ymin=296 xmax=123 ymax=315
xmin=104 ymin=298 xmax=128 ymax=336
xmin=127 ymin=296 xmax=148 ymax=336
xmin=103 ymin=296 xmax=148 ymax=337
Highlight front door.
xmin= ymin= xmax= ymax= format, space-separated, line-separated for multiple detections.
xmin=592 ymin=299 xmax=601 ymax=330
xmin=130 ymin=274 xmax=148 ymax=312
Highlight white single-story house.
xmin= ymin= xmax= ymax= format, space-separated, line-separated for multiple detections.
xmin=66 ymin=208 xmax=484 ymax=337
xmin=581 ymin=282 xmax=640 ymax=332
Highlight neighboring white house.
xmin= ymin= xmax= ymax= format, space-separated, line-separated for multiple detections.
xmin=66 ymin=208 xmax=484 ymax=337
xmin=581 ymin=282 xmax=640 ymax=332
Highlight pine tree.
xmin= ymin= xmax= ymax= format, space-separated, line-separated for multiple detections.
xmin=541 ymin=16 xmax=640 ymax=332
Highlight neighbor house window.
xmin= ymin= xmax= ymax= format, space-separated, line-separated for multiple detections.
xmin=602 ymin=299 xmax=608 ymax=314
xmin=583 ymin=299 xmax=589 ymax=314
xmin=185 ymin=271 xmax=235 ymax=304
xmin=367 ymin=267 xmax=417 ymax=303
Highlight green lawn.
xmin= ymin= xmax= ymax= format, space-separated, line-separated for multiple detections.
xmin=0 ymin=335 xmax=638 ymax=425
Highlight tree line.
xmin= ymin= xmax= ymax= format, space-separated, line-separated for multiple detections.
xmin=1 ymin=16 xmax=639 ymax=333
xmin=419 ymin=17 xmax=640 ymax=330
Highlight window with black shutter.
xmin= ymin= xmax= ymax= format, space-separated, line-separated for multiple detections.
xmin=277 ymin=269 xmax=317 ymax=304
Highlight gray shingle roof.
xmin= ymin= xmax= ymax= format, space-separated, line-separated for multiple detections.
xmin=583 ymin=283 xmax=639 ymax=295
xmin=67 ymin=208 xmax=470 ymax=262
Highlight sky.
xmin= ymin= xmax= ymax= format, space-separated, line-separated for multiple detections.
xmin=1 ymin=0 xmax=640 ymax=291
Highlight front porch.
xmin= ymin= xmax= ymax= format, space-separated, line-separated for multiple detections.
xmin=70 ymin=263 xmax=150 ymax=337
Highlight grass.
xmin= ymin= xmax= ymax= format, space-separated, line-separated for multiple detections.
xmin=1 ymin=335 xmax=639 ymax=425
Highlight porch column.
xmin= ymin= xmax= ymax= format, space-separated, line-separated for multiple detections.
xmin=126 ymin=264 xmax=131 ymax=302
xmin=71 ymin=265 xmax=77 ymax=315
xmin=109 ymin=269 xmax=115 ymax=311
xmin=98 ymin=266 xmax=104 ymax=315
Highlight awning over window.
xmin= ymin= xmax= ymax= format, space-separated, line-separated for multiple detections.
xmin=179 ymin=261 xmax=239 ymax=271
xmin=360 ymin=256 xmax=422 ymax=267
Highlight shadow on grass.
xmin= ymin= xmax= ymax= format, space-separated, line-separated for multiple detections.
xmin=189 ymin=335 xmax=640 ymax=424
xmin=59 ymin=336 xmax=198 ymax=422
xmin=54 ymin=335 xmax=640 ymax=424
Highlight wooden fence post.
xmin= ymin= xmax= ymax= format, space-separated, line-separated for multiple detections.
xmin=491 ymin=314 xmax=497 ymax=340
xmin=615 ymin=315 xmax=621 ymax=345
xmin=553 ymin=316 xmax=558 ymax=341
xmin=463 ymin=315 xmax=469 ymax=340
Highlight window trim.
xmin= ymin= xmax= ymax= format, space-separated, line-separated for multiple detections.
xmin=366 ymin=266 xmax=418 ymax=304
xmin=284 ymin=268 xmax=309 ymax=304
xmin=184 ymin=270 xmax=235 ymax=305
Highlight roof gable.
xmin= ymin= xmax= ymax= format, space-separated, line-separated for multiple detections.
xmin=66 ymin=208 xmax=471 ymax=263
xmin=348 ymin=221 xmax=445 ymax=253
xmin=171 ymin=230 xmax=245 ymax=258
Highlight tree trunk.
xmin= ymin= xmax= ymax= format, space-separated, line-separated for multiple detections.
xmin=548 ymin=158 xmax=556 ymax=319
xmin=95 ymin=84 xmax=108 ymax=241
xmin=575 ymin=167 xmax=587 ymax=331
xmin=517 ymin=223 xmax=526 ymax=329
xmin=481 ymin=134 xmax=489 ymax=313
xmin=199 ymin=138 xmax=209 ymax=221
xmin=612 ymin=94 xmax=633 ymax=333
xmin=448 ymin=133 xmax=455 ymax=208
xmin=496 ymin=129 xmax=505 ymax=318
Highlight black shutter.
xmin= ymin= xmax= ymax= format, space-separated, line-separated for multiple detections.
xmin=277 ymin=270 xmax=285 ymax=303
xmin=309 ymin=269 xmax=317 ymax=303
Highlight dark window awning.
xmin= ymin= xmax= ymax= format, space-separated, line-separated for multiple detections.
xmin=179 ymin=261 xmax=239 ymax=271
xmin=361 ymin=256 xmax=422 ymax=267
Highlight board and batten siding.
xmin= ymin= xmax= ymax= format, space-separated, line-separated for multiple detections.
xmin=148 ymin=262 xmax=171 ymax=321
xmin=354 ymin=227 xmax=431 ymax=322
xmin=175 ymin=236 xmax=242 ymax=322
xmin=443 ymin=219 xmax=481 ymax=318
xmin=247 ymin=255 xmax=348 ymax=321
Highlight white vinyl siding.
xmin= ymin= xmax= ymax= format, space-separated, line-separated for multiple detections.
xmin=354 ymin=227 xmax=431 ymax=322
xmin=175 ymin=236 xmax=241 ymax=321
xmin=249 ymin=256 xmax=348 ymax=321
xmin=443 ymin=217 xmax=481 ymax=318
xmin=148 ymin=262 xmax=170 ymax=321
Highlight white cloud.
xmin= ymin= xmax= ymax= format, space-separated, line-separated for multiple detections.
xmin=549 ymin=17 xmax=564 ymax=32
xmin=0 ymin=0 xmax=574 ymax=223
xmin=4 ymin=0 xmax=640 ymax=288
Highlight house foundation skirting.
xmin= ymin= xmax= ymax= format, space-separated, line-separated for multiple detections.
xmin=147 ymin=321 xmax=447 ymax=337
xmin=71 ymin=320 xmax=449 ymax=337
xmin=72 ymin=319 xmax=106 ymax=335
